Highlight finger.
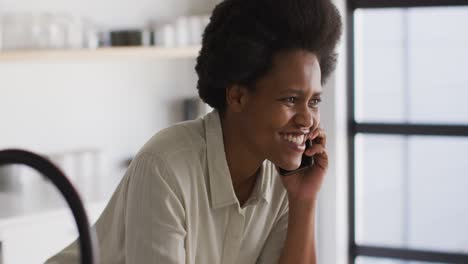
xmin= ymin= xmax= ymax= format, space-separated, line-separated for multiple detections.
xmin=313 ymin=149 xmax=329 ymax=170
xmin=309 ymin=128 xmax=319 ymax=140
xmin=305 ymin=143 xmax=326 ymax=157
xmin=305 ymin=144 xmax=328 ymax=171
xmin=310 ymin=128 xmax=326 ymax=148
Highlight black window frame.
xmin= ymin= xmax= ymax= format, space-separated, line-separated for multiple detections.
xmin=347 ymin=0 xmax=468 ymax=263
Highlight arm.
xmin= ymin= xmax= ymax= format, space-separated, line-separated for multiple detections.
xmin=125 ymin=153 xmax=186 ymax=263
xmin=278 ymin=197 xmax=317 ymax=264
xmin=278 ymin=127 xmax=328 ymax=264
xmin=255 ymin=189 xmax=318 ymax=264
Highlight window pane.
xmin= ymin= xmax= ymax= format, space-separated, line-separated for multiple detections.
xmin=355 ymin=135 xmax=468 ymax=253
xmin=354 ymin=7 xmax=468 ymax=124
xmin=356 ymin=256 xmax=446 ymax=264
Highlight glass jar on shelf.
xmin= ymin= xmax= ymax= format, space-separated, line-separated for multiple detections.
xmin=0 ymin=13 xmax=34 ymax=50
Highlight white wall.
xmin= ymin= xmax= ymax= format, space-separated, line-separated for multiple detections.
xmin=0 ymin=0 xmax=216 ymax=190
xmin=0 ymin=58 xmax=199 ymax=181
xmin=317 ymin=0 xmax=349 ymax=263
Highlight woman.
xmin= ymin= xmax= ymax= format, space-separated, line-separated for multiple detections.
xmin=47 ymin=0 xmax=342 ymax=263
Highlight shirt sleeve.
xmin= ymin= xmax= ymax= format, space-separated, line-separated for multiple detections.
xmin=44 ymin=152 xmax=187 ymax=264
xmin=256 ymin=199 xmax=289 ymax=264
xmin=125 ymin=152 xmax=187 ymax=263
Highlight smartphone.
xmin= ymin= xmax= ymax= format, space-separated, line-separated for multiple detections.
xmin=277 ymin=139 xmax=314 ymax=176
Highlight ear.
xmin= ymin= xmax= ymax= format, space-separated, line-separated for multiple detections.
xmin=226 ymin=84 xmax=249 ymax=113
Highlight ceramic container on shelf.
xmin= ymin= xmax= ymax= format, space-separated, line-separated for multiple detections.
xmin=0 ymin=13 xmax=99 ymax=51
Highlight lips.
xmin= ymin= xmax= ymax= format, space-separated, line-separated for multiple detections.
xmin=280 ymin=132 xmax=308 ymax=152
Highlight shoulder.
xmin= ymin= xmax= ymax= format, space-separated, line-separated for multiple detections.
xmin=127 ymin=118 xmax=208 ymax=196
xmin=139 ymin=118 xmax=206 ymax=161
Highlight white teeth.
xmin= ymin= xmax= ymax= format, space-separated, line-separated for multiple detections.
xmin=283 ymin=134 xmax=305 ymax=144
xmin=296 ymin=135 xmax=304 ymax=144
xmin=298 ymin=135 xmax=304 ymax=143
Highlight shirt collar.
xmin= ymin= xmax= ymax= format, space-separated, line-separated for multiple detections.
xmin=204 ymin=110 xmax=273 ymax=209
xmin=242 ymin=161 xmax=273 ymax=207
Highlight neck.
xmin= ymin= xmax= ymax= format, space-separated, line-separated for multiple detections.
xmin=220 ymin=114 xmax=263 ymax=187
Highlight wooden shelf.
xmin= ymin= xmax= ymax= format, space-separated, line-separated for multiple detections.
xmin=0 ymin=46 xmax=201 ymax=62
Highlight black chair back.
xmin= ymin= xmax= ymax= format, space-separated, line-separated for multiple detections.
xmin=0 ymin=149 xmax=98 ymax=264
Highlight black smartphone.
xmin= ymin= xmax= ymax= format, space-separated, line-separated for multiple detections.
xmin=277 ymin=139 xmax=314 ymax=176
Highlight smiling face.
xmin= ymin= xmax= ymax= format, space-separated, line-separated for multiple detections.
xmin=234 ymin=49 xmax=323 ymax=170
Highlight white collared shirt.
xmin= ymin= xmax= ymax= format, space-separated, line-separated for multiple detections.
xmin=47 ymin=110 xmax=289 ymax=264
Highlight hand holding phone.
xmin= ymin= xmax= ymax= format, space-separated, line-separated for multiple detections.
xmin=277 ymin=139 xmax=314 ymax=176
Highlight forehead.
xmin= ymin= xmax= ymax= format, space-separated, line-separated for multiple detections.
xmin=256 ymin=49 xmax=322 ymax=94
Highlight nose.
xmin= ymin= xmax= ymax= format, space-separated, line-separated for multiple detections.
xmin=294 ymin=107 xmax=315 ymax=129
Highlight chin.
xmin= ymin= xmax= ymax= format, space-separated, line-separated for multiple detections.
xmin=276 ymin=158 xmax=302 ymax=170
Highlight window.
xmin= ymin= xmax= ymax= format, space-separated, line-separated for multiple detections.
xmin=348 ymin=0 xmax=468 ymax=263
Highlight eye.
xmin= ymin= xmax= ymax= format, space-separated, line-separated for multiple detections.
xmin=309 ymin=98 xmax=322 ymax=108
xmin=282 ymin=97 xmax=297 ymax=105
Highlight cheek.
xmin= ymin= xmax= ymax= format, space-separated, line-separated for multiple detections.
xmin=314 ymin=112 xmax=321 ymax=126
xmin=309 ymin=110 xmax=320 ymax=130
xmin=269 ymin=106 xmax=295 ymax=127
xmin=256 ymin=111 xmax=290 ymax=144
xmin=249 ymin=101 xmax=294 ymax=136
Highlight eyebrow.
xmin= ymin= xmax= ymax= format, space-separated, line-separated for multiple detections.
xmin=281 ymin=88 xmax=322 ymax=96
